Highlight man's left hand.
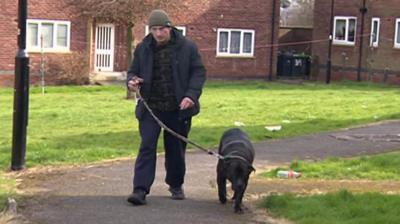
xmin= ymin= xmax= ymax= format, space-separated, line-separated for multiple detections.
xmin=179 ymin=97 xmax=194 ymax=110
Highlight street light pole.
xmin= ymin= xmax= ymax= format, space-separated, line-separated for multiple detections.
xmin=11 ymin=0 xmax=30 ymax=171
xmin=326 ymin=0 xmax=335 ymax=84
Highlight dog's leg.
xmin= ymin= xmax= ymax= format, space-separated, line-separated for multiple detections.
xmin=217 ymin=162 xmax=227 ymax=204
xmin=234 ymin=182 xmax=248 ymax=214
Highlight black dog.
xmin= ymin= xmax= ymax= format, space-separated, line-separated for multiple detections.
xmin=217 ymin=128 xmax=255 ymax=213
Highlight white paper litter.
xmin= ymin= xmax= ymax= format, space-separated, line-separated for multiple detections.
xmin=234 ymin=121 xmax=245 ymax=127
xmin=265 ymin=125 xmax=282 ymax=131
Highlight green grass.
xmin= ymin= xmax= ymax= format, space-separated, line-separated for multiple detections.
xmin=0 ymin=81 xmax=399 ymax=211
xmin=262 ymin=151 xmax=400 ymax=180
xmin=1 ymin=81 xmax=400 ymax=170
xmin=264 ymin=190 xmax=400 ymax=224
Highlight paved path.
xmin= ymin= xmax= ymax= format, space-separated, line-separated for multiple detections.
xmin=19 ymin=121 xmax=400 ymax=224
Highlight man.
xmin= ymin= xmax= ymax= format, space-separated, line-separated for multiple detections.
xmin=126 ymin=9 xmax=206 ymax=205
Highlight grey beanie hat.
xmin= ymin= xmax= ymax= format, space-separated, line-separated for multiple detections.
xmin=148 ymin=9 xmax=172 ymax=28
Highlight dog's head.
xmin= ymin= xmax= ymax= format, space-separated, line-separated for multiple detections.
xmin=223 ymin=159 xmax=255 ymax=191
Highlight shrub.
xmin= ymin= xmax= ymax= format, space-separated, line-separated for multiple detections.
xmin=46 ymin=51 xmax=89 ymax=85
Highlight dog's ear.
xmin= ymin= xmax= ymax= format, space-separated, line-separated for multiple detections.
xmin=248 ymin=165 xmax=256 ymax=174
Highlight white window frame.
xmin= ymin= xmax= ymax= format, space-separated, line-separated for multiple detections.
xmin=26 ymin=19 xmax=71 ymax=53
xmin=216 ymin=28 xmax=255 ymax=57
xmin=145 ymin=25 xmax=186 ymax=36
xmin=370 ymin=17 xmax=380 ymax=47
xmin=395 ymin=18 xmax=400 ymax=48
xmin=333 ymin=16 xmax=357 ymax=46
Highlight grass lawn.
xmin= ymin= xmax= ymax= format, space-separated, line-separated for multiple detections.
xmin=1 ymin=81 xmax=399 ymax=170
xmin=264 ymin=190 xmax=400 ymax=224
xmin=262 ymin=151 xmax=400 ymax=223
xmin=0 ymin=80 xmax=399 ymax=211
xmin=262 ymin=151 xmax=400 ymax=180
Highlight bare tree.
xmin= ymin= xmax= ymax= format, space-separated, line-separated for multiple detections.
xmin=65 ymin=0 xmax=184 ymax=64
xmin=280 ymin=0 xmax=314 ymax=27
xmin=65 ymin=0 xmax=184 ymax=98
xmin=281 ymin=0 xmax=291 ymax=8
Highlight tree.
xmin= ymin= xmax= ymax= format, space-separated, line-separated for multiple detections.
xmin=65 ymin=0 xmax=184 ymax=98
xmin=280 ymin=0 xmax=314 ymax=27
xmin=65 ymin=0 xmax=184 ymax=65
xmin=281 ymin=0 xmax=291 ymax=9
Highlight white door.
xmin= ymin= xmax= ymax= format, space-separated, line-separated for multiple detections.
xmin=95 ymin=24 xmax=115 ymax=72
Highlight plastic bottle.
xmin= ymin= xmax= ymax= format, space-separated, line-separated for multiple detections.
xmin=277 ymin=170 xmax=301 ymax=178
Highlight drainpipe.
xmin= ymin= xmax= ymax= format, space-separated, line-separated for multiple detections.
xmin=326 ymin=0 xmax=335 ymax=84
xmin=357 ymin=0 xmax=367 ymax=81
xmin=268 ymin=0 xmax=277 ymax=81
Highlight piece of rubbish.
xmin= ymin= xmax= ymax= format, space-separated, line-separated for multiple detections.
xmin=277 ymin=170 xmax=301 ymax=179
xmin=265 ymin=125 xmax=282 ymax=132
xmin=234 ymin=121 xmax=245 ymax=127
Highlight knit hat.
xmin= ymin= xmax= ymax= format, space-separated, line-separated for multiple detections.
xmin=148 ymin=9 xmax=172 ymax=28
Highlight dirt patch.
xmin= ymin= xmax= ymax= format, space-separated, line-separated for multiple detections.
xmin=5 ymin=159 xmax=130 ymax=196
xmin=248 ymin=177 xmax=400 ymax=199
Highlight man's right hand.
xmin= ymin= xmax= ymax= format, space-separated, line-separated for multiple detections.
xmin=128 ymin=76 xmax=144 ymax=92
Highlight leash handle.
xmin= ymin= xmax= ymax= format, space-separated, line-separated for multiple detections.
xmin=134 ymin=88 xmax=224 ymax=160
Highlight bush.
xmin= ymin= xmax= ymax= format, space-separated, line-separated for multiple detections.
xmin=46 ymin=51 xmax=90 ymax=85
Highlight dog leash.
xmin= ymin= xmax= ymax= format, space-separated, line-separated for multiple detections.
xmin=133 ymin=88 xmax=257 ymax=171
xmin=134 ymin=88 xmax=225 ymax=160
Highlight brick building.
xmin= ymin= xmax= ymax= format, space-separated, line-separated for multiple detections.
xmin=312 ymin=0 xmax=400 ymax=85
xmin=0 ymin=0 xmax=280 ymax=86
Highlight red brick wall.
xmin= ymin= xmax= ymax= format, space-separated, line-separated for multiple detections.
xmin=0 ymin=1 xmax=18 ymax=76
xmin=279 ymin=27 xmax=313 ymax=54
xmin=312 ymin=0 xmax=400 ymax=85
xmin=131 ymin=0 xmax=280 ymax=79
xmin=1 ymin=0 xmax=280 ymax=86
xmin=113 ymin=24 xmax=129 ymax=72
xmin=0 ymin=0 xmax=89 ymax=86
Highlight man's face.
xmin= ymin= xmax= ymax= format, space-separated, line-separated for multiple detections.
xmin=150 ymin=26 xmax=171 ymax=45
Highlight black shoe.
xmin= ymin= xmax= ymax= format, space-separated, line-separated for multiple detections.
xmin=169 ymin=187 xmax=185 ymax=200
xmin=127 ymin=190 xmax=146 ymax=205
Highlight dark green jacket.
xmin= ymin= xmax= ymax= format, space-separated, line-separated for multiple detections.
xmin=127 ymin=28 xmax=206 ymax=119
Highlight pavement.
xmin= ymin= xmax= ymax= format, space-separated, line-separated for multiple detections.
xmin=16 ymin=120 xmax=400 ymax=224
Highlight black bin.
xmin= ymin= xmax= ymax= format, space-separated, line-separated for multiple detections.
xmin=277 ymin=53 xmax=311 ymax=77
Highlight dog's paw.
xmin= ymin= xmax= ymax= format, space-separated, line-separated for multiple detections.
xmin=219 ymin=197 xmax=227 ymax=204
xmin=234 ymin=206 xmax=243 ymax=214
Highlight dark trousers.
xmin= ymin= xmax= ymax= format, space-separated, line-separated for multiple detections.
xmin=133 ymin=109 xmax=191 ymax=194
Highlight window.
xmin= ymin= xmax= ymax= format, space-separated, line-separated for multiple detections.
xmin=216 ymin=28 xmax=255 ymax=57
xmin=370 ymin=18 xmax=380 ymax=47
xmin=27 ymin=19 xmax=70 ymax=52
xmin=333 ymin=16 xmax=357 ymax=46
xmin=145 ymin=26 xmax=186 ymax=36
xmin=395 ymin=19 xmax=400 ymax=48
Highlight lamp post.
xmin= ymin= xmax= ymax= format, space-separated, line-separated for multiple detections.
xmin=326 ymin=0 xmax=335 ymax=84
xmin=11 ymin=0 xmax=30 ymax=171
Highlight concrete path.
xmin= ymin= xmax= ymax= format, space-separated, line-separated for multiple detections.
xmin=18 ymin=120 xmax=400 ymax=224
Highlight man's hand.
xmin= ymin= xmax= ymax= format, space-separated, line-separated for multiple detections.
xmin=179 ymin=97 xmax=195 ymax=110
xmin=128 ymin=77 xmax=144 ymax=92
